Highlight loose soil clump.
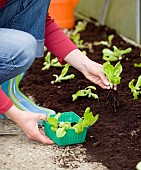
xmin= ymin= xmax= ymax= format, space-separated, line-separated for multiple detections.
xmin=21 ymin=21 xmax=141 ymax=170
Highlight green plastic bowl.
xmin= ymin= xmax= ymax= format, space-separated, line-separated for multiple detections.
xmin=43 ymin=112 xmax=88 ymax=146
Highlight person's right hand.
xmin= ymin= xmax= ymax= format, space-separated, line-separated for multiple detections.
xmin=64 ymin=49 xmax=110 ymax=89
xmin=5 ymin=105 xmax=54 ymax=144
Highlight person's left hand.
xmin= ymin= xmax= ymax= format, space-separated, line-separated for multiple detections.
xmin=5 ymin=105 xmax=54 ymax=144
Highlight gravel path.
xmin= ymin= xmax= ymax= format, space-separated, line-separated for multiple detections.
xmin=0 ymin=119 xmax=109 ymax=170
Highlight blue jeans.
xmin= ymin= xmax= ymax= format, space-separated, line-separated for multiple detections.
xmin=0 ymin=0 xmax=51 ymax=84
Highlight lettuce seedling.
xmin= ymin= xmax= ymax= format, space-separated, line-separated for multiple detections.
xmin=70 ymin=33 xmax=93 ymax=52
xmin=73 ymin=107 xmax=99 ymax=134
xmin=64 ymin=21 xmax=87 ymax=38
xmin=134 ymin=63 xmax=141 ymax=68
xmin=51 ymin=63 xmax=75 ymax=84
xmin=129 ymin=75 xmax=141 ymax=99
xmin=73 ymin=21 xmax=87 ymax=35
xmin=46 ymin=107 xmax=99 ymax=138
xmin=64 ymin=21 xmax=93 ymax=52
xmin=42 ymin=52 xmax=63 ymax=70
xmin=102 ymin=46 xmax=132 ymax=61
xmin=103 ymin=61 xmax=123 ymax=89
xmin=94 ymin=34 xmax=114 ymax=47
xmin=72 ymin=107 xmax=99 ymax=133
xmin=72 ymin=86 xmax=99 ymax=101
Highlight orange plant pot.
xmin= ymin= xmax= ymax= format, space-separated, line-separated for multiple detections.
xmin=49 ymin=0 xmax=79 ymax=29
xmin=73 ymin=0 xmax=79 ymax=8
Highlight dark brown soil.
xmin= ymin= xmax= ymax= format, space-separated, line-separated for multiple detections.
xmin=20 ymin=22 xmax=141 ymax=170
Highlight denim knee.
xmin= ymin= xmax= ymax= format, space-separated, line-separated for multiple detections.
xmin=18 ymin=31 xmax=37 ymax=70
xmin=0 ymin=28 xmax=37 ymax=84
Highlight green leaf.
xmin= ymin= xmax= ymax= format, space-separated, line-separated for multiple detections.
xmin=121 ymin=47 xmax=132 ymax=55
xmin=135 ymin=75 xmax=141 ymax=89
xmin=72 ymin=90 xmax=87 ymax=101
xmin=51 ymin=126 xmax=58 ymax=132
xmin=54 ymin=112 xmax=61 ymax=120
xmin=103 ymin=48 xmax=115 ymax=57
xmin=113 ymin=62 xmax=123 ymax=77
xmin=91 ymin=93 xmax=99 ymax=99
xmin=134 ymin=63 xmax=141 ymax=68
xmin=73 ymin=119 xmax=84 ymax=134
xmin=103 ymin=61 xmax=114 ymax=80
xmin=56 ymin=127 xmax=66 ymax=138
xmin=45 ymin=52 xmax=51 ymax=63
xmin=86 ymin=86 xmax=96 ymax=90
xmin=47 ymin=117 xmax=58 ymax=127
xmin=61 ymin=64 xmax=70 ymax=77
xmin=51 ymin=58 xmax=63 ymax=67
xmin=108 ymin=34 xmax=114 ymax=46
xmin=94 ymin=41 xmax=109 ymax=46
xmin=91 ymin=114 xmax=99 ymax=125
xmin=61 ymin=74 xmax=75 ymax=80
xmin=133 ymin=91 xmax=140 ymax=100
xmin=84 ymin=107 xmax=90 ymax=117
xmin=129 ymin=79 xmax=136 ymax=92
xmin=42 ymin=52 xmax=51 ymax=70
xmin=82 ymin=107 xmax=99 ymax=127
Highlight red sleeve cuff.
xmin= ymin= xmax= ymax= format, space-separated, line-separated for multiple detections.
xmin=0 ymin=89 xmax=13 ymax=114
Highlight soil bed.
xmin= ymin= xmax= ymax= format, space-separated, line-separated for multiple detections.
xmin=21 ymin=21 xmax=141 ymax=170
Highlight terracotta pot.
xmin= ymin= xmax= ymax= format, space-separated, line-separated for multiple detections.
xmin=49 ymin=0 xmax=79 ymax=29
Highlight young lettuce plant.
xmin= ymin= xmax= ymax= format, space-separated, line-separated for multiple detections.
xmin=103 ymin=61 xmax=123 ymax=89
xmin=102 ymin=46 xmax=132 ymax=61
xmin=70 ymin=33 xmax=93 ymax=52
xmin=94 ymin=34 xmax=114 ymax=47
xmin=72 ymin=20 xmax=87 ymax=35
xmin=42 ymin=52 xmax=63 ymax=70
xmin=51 ymin=63 xmax=75 ymax=84
xmin=64 ymin=21 xmax=93 ymax=53
xmin=47 ymin=107 xmax=99 ymax=138
xmin=72 ymin=107 xmax=99 ymax=134
xmin=72 ymin=86 xmax=99 ymax=101
xmin=129 ymin=75 xmax=141 ymax=99
xmin=63 ymin=21 xmax=87 ymax=39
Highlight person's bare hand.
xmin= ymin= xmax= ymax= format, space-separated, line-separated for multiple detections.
xmin=64 ymin=49 xmax=110 ymax=89
xmin=5 ymin=105 xmax=54 ymax=144
xmin=81 ymin=60 xmax=110 ymax=89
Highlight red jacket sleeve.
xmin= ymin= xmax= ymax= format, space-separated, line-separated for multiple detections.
xmin=44 ymin=13 xmax=77 ymax=64
xmin=0 ymin=0 xmax=7 ymax=8
xmin=0 ymin=88 xmax=13 ymax=114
